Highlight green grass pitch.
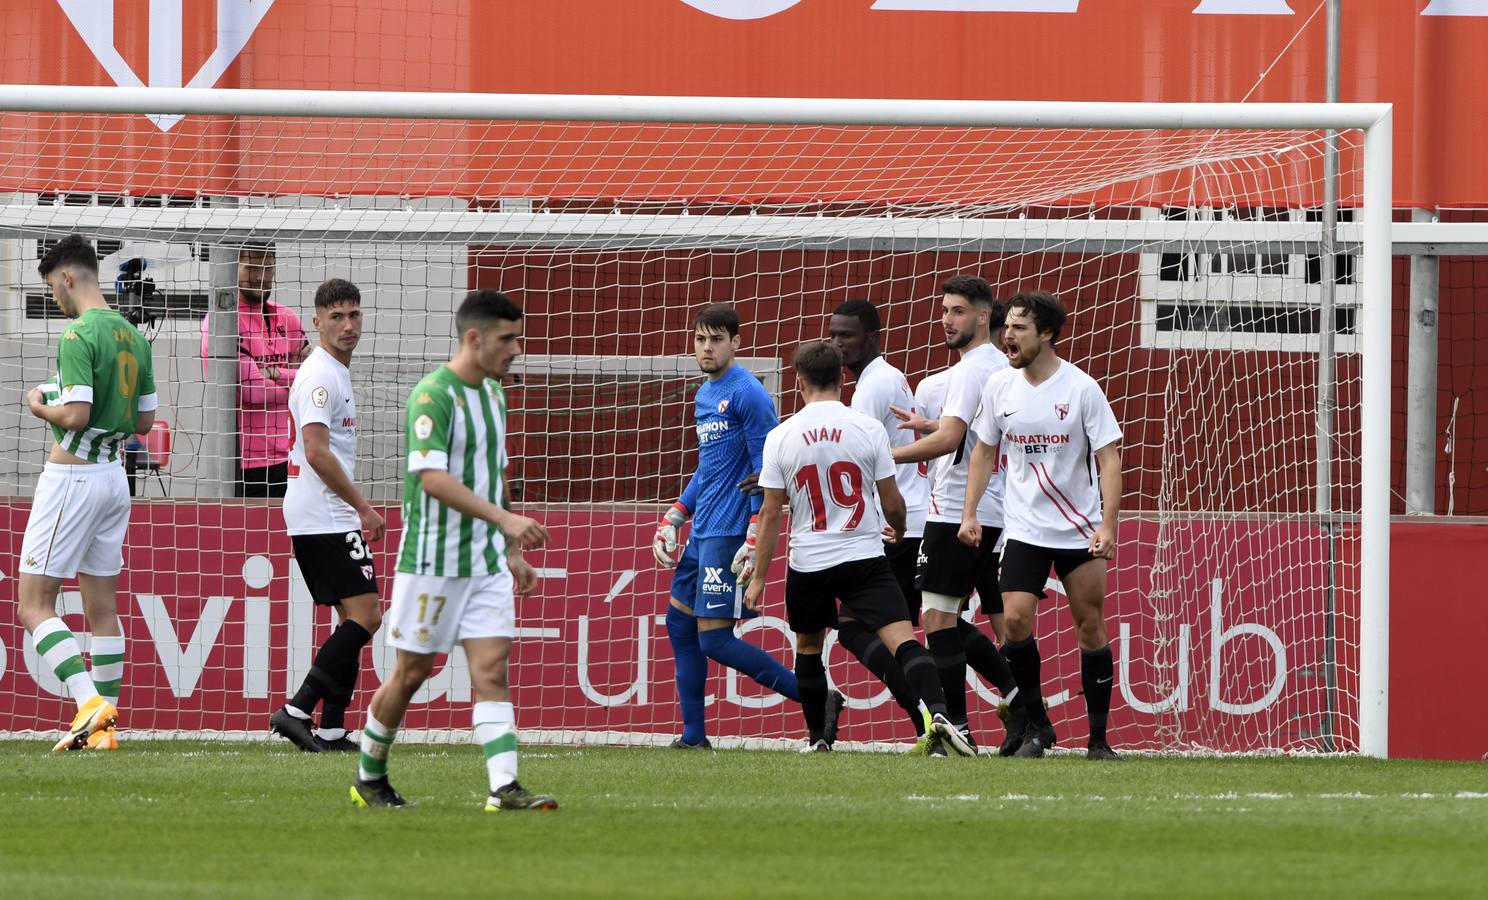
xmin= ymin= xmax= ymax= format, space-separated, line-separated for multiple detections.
xmin=2 ymin=741 xmax=1485 ymax=898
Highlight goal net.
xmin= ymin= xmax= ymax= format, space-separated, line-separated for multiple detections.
xmin=0 ymin=90 xmax=1389 ymax=754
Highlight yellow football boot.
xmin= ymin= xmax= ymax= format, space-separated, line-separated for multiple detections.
xmin=51 ymin=696 xmax=118 ymax=752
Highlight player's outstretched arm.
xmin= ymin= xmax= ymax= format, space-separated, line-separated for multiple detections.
xmin=891 ymin=414 xmax=966 ymax=465
xmin=958 ymin=437 xmax=999 ymax=548
xmin=418 ymin=469 xmax=547 ymax=550
xmin=743 ymin=487 xmax=786 ymax=611
xmin=1089 ymin=442 xmax=1122 ymax=559
xmin=302 ymin=422 xmax=385 ymax=541
xmin=889 ymin=404 xmax=938 ymax=435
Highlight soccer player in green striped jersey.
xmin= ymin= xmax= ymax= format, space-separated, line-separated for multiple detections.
xmin=351 ymin=289 xmax=556 ymax=811
xmin=18 ymin=235 xmax=157 ymax=752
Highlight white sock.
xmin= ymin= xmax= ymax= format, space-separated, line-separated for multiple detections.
xmin=473 ymin=701 xmax=517 ymax=793
xmin=33 ymin=618 xmax=99 ymax=707
xmin=358 ymin=713 xmax=396 ymax=782
xmin=89 ymin=634 xmax=125 ymax=709
xmin=316 ymin=727 xmax=347 ymax=741
xmin=284 ymin=705 xmax=311 ymax=720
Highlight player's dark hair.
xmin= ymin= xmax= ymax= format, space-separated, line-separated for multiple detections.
xmin=988 ymin=297 xmax=1009 ymax=333
xmin=941 ymin=274 xmax=994 ymax=309
xmin=37 ymin=234 xmax=99 ymax=280
xmin=456 ymin=289 xmax=524 ymax=336
xmin=832 ymin=299 xmax=881 ymax=333
xmin=793 ymin=340 xmax=843 ymax=389
xmin=313 ymin=278 xmax=361 ymax=310
xmin=693 ymin=303 xmax=741 ymax=338
xmin=1007 ymin=290 xmax=1068 ymax=344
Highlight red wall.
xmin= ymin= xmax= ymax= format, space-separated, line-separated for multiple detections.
xmin=1388 ymin=521 xmax=1488 ymax=761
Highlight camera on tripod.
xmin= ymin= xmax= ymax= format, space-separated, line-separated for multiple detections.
xmin=115 ymin=256 xmax=159 ymax=328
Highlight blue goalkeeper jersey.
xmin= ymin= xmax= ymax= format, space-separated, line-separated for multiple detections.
xmin=678 ymin=362 xmax=777 ymax=539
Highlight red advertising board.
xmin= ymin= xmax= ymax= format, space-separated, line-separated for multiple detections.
xmin=3 ymin=502 xmax=1477 ymax=758
xmin=0 ymin=2 xmax=1486 ymax=205
xmin=19 ymin=500 xmax=1466 ymax=755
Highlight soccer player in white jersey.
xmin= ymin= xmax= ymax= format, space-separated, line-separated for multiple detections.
xmin=271 ymin=279 xmax=386 ymax=752
xmin=906 ymin=370 xmax=1008 ymax=645
xmin=827 ymin=300 xmax=934 ymax=745
xmin=889 ymin=275 xmax=1020 ymax=754
xmin=18 ymin=235 xmax=156 ymax=752
xmin=745 ymin=341 xmax=974 ymax=756
xmin=350 ymin=290 xmax=556 ymax=810
xmin=960 ymin=291 xmax=1123 ymax=761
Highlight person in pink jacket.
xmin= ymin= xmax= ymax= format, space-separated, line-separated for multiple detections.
xmin=202 ymin=244 xmax=309 ymax=497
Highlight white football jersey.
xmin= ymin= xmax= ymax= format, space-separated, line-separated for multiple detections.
xmin=972 ymin=360 xmax=1122 ymax=550
xmin=927 ymin=343 xmax=1008 ymax=527
xmin=913 ymin=370 xmax=952 ymax=524
xmin=759 ymin=400 xmax=896 ymax=573
xmin=283 ymin=346 xmax=361 ymax=535
xmin=850 ymin=356 xmax=930 ymax=538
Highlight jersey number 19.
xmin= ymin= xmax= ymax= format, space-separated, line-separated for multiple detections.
xmin=793 ymin=463 xmax=866 ymax=532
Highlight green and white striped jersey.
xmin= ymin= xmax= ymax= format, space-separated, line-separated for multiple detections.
xmin=395 ymin=365 xmax=510 ymax=577
xmin=52 ymin=307 xmax=158 ymax=463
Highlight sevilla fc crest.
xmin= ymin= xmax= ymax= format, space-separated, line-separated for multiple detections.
xmin=59 ymin=0 xmax=279 ymax=132
xmin=717 ymin=399 xmax=730 ymax=413
xmin=1055 ymin=403 xmax=1070 ymax=421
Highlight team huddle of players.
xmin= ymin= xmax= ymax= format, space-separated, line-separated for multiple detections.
xmin=18 ymin=237 xmax=1120 ymax=816
xmin=654 ymin=276 xmax=1123 ymax=761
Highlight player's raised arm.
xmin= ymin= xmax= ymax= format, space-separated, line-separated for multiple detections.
xmin=891 ymin=413 xmax=966 ymax=465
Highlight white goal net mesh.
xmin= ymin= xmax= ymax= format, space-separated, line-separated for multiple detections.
xmin=0 ymin=107 xmax=1365 ymax=752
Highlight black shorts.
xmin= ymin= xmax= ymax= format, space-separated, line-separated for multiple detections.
xmin=975 ymin=556 xmax=1004 ymax=616
xmin=999 ymin=538 xmax=1098 ymax=599
xmin=916 ymin=521 xmax=1002 ymax=611
xmin=785 ymin=556 xmax=910 ymax=635
xmin=884 ymin=536 xmax=922 ymax=627
xmin=291 ymin=531 xmax=379 ymax=606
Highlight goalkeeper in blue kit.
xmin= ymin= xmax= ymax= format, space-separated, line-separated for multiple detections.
xmin=652 ymin=304 xmax=803 ymax=749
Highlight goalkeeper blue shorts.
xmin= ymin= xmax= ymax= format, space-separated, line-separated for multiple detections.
xmin=669 ymin=534 xmax=756 ymax=620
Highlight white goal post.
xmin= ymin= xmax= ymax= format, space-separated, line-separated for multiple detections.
xmin=0 ymin=85 xmax=1393 ymax=756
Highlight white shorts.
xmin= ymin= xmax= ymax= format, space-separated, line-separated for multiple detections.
xmin=19 ymin=462 xmax=131 ymax=579
xmin=386 ymin=570 xmax=515 ymax=654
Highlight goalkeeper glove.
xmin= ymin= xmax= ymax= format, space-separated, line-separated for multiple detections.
xmin=652 ymin=502 xmax=690 ymax=568
xmin=730 ymin=515 xmax=760 ymax=584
